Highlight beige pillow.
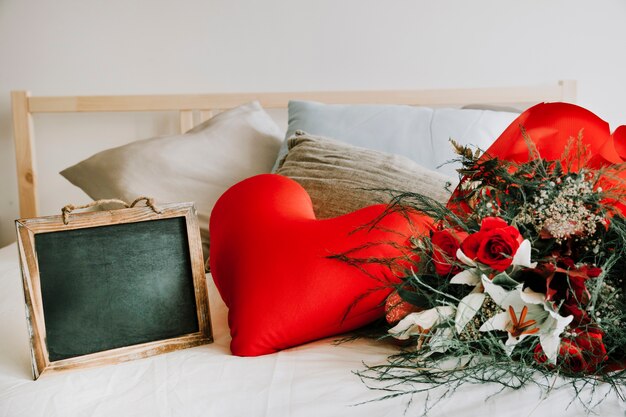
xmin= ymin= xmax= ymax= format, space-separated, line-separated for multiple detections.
xmin=275 ymin=132 xmax=456 ymax=219
xmin=61 ymin=102 xmax=284 ymax=258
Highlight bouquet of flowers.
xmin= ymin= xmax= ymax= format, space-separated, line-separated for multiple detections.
xmin=352 ymin=103 xmax=626 ymax=411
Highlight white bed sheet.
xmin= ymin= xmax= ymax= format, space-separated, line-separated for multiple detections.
xmin=0 ymin=242 xmax=622 ymax=417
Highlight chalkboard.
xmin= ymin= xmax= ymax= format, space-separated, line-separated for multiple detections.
xmin=36 ymin=217 xmax=198 ymax=360
xmin=16 ymin=202 xmax=212 ymax=378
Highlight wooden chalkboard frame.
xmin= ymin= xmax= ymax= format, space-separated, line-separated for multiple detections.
xmin=15 ymin=202 xmax=212 ymax=379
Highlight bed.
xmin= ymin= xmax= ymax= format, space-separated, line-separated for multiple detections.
xmin=3 ymin=81 xmax=622 ymax=416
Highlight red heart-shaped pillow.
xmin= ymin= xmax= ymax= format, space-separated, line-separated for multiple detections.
xmin=210 ymin=174 xmax=431 ymax=356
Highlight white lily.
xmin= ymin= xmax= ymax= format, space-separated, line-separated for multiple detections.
xmin=449 ymin=248 xmax=481 ymax=285
xmin=428 ymin=327 xmax=455 ymax=354
xmin=455 ymin=292 xmax=486 ymax=334
xmin=388 ymin=306 xmax=456 ymax=340
xmin=511 ymin=240 xmax=536 ymax=268
xmin=478 ymin=275 xmax=573 ymax=363
xmin=450 ymin=239 xmax=536 ymax=286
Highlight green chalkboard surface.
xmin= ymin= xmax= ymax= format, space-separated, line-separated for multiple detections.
xmin=35 ymin=217 xmax=199 ymax=361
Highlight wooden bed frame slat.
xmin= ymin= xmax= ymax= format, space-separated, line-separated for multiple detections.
xmin=11 ymin=81 xmax=577 ymax=219
xmin=11 ymin=91 xmax=39 ymax=219
xmin=179 ymin=110 xmax=194 ymax=133
xmin=199 ymin=110 xmax=214 ymax=124
xmin=26 ymin=83 xmax=576 ymax=113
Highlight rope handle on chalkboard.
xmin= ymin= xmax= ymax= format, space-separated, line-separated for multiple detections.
xmin=61 ymin=196 xmax=163 ymax=224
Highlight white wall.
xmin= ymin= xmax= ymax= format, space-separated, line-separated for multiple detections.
xmin=1 ymin=0 xmax=625 ymax=247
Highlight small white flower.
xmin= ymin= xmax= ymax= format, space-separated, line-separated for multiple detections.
xmin=516 ymin=173 xmax=603 ymax=242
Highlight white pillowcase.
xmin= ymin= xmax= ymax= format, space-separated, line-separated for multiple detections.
xmin=277 ymin=100 xmax=519 ymax=177
xmin=61 ymin=102 xmax=284 ymax=258
xmin=428 ymin=108 xmax=519 ymax=176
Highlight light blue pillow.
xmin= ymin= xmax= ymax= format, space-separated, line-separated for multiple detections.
xmin=272 ymin=100 xmax=519 ymax=177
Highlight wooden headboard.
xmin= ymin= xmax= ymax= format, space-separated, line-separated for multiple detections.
xmin=11 ymin=81 xmax=577 ymax=219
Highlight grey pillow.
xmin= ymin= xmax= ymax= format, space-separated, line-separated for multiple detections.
xmin=275 ymin=132 xmax=456 ymax=219
xmin=61 ymin=102 xmax=284 ymax=259
xmin=272 ymin=100 xmax=519 ymax=177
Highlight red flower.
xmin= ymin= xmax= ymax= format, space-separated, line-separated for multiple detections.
xmin=431 ymin=229 xmax=468 ymax=276
xmin=546 ymin=261 xmax=599 ymax=304
xmin=385 ymin=291 xmax=421 ymax=324
xmin=460 ymin=217 xmax=522 ymax=271
xmin=534 ymin=329 xmax=608 ymax=373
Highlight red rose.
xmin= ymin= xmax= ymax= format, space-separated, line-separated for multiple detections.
xmin=431 ymin=229 xmax=468 ymax=276
xmin=460 ymin=217 xmax=522 ymax=271
xmin=534 ymin=330 xmax=607 ymax=373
